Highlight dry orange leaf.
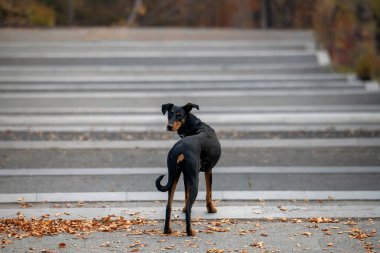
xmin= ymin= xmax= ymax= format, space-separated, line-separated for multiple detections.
xmin=1 ymin=239 xmax=12 ymax=245
xmin=309 ymin=217 xmax=339 ymax=223
xmin=206 ymin=248 xmax=224 ymax=253
xmin=251 ymin=242 xmax=264 ymax=248
xmin=206 ymin=225 xmax=230 ymax=232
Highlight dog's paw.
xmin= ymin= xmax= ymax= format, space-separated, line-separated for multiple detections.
xmin=207 ymin=205 xmax=218 ymax=213
xmin=164 ymin=228 xmax=172 ymax=234
xmin=187 ymin=229 xmax=196 ymax=236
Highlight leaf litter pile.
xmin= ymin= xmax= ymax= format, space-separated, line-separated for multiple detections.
xmin=0 ymin=212 xmax=378 ymax=253
xmin=0 ymin=212 xmax=147 ymax=239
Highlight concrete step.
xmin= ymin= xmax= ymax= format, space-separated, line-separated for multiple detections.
xmin=0 ymin=55 xmax=318 ymax=66
xmin=2 ymin=204 xmax=380 ymax=220
xmin=5 ymin=90 xmax=379 ymax=100
xmin=1 ymin=129 xmax=379 ymax=141
xmin=1 ymin=93 xmax=379 ymax=109
xmin=0 ymin=28 xmax=315 ymax=42
xmin=0 ymin=81 xmax=361 ymax=92
xmin=4 ymin=124 xmax=380 ymax=132
xmin=0 ymin=67 xmax=334 ymax=77
xmin=0 ymin=40 xmax=314 ymax=50
xmin=0 ymin=166 xmax=379 ymax=193
xmin=0 ymin=73 xmax=346 ymax=83
xmin=1 ymin=191 xmax=380 ymax=203
xmin=1 ymin=112 xmax=379 ymax=127
xmin=0 ymin=63 xmax=330 ymax=74
xmin=1 ymin=138 xmax=380 ymax=150
xmin=1 ymin=105 xmax=378 ymax=114
xmin=1 ymin=147 xmax=379 ymax=168
xmin=0 ymin=49 xmax=318 ymax=58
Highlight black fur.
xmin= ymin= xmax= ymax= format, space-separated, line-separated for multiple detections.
xmin=156 ymin=103 xmax=221 ymax=236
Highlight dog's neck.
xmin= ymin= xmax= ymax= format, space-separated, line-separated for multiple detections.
xmin=177 ymin=113 xmax=201 ymax=138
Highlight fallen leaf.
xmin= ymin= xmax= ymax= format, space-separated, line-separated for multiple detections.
xmin=239 ymin=229 xmax=256 ymax=235
xmin=162 ymin=244 xmax=176 ymax=250
xmin=19 ymin=202 xmax=32 ymax=208
xmin=250 ymin=242 xmax=264 ymax=249
xmin=100 ymin=241 xmax=111 ymax=247
xmin=260 ymin=233 xmax=268 ymax=237
xmin=349 ymin=227 xmax=376 ymax=239
xmin=344 ymin=220 xmax=357 ymax=225
xmin=327 ymin=243 xmax=333 ymax=247
xmin=206 ymin=225 xmax=230 ymax=232
xmin=206 ymin=249 xmax=224 ymax=253
xmin=278 ymin=206 xmax=288 ymax=211
xmin=58 ymin=243 xmax=66 ymax=248
xmin=309 ymin=217 xmax=339 ymax=223
xmin=301 ymin=232 xmax=312 ymax=237
xmin=1 ymin=239 xmax=12 ymax=245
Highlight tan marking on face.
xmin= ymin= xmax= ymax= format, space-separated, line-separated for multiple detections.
xmin=177 ymin=154 xmax=185 ymax=164
xmin=172 ymin=120 xmax=183 ymax=132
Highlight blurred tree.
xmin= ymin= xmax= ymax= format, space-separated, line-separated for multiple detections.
xmin=0 ymin=0 xmax=54 ymax=26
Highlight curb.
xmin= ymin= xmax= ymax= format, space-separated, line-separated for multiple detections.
xmin=1 ymin=191 xmax=380 ymax=203
xmin=1 ymin=205 xmax=379 ymax=219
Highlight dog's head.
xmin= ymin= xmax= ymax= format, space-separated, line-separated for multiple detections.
xmin=161 ymin=103 xmax=199 ymax=132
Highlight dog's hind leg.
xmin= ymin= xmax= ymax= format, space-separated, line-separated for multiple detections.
xmin=164 ymin=169 xmax=181 ymax=234
xmin=184 ymin=173 xmax=199 ymax=236
xmin=205 ymin=170 xmax=217 ymax=213
xmin=182 ymin=177 xmax=189 ymax=213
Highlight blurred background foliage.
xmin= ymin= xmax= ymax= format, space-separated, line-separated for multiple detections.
xmin=0 ymin=0 xmax=379 ymax=80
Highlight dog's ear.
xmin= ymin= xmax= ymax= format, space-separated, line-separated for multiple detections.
xmin=162 ymin=103 xmax=173 ymax=115
xmin=183 ymin=103 xmax=199 ymax=113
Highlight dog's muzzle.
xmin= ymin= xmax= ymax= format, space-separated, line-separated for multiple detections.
xmin=167 ymin=124 xmax=173 ymax=131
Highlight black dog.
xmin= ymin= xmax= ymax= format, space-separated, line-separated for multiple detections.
xmin=156 ymin=103 xmax=221 ymax=236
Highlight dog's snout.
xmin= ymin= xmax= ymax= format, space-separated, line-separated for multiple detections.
xmin=167 ymin=124 xmax=173 ymax=131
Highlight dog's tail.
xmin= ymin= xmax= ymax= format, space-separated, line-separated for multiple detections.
xmin=155 ymin=153 xmax=184 ymax=192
